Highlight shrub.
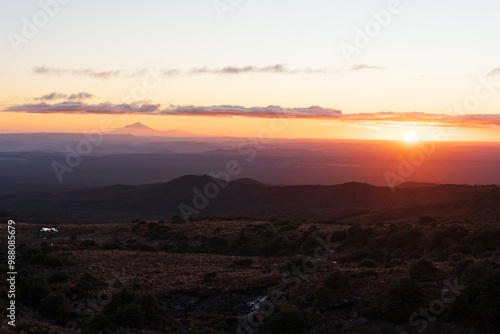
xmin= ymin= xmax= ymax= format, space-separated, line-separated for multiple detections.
xmin=359 ymin=259 xmax=379 ymax=269
xmin=355 ymin=269 xmax=379 ymax=278
xmin=366 ymin=249 xmax=386 ymax=263
xmin=86 ymin=314 xmax=114 ymax=332
xmin=102 ymin=242 xmax=124 ymax=250
xmin=357 ymin=298 xmax=381 ymax=318
xmin=460 ymin=261 xmax=490 ymax=299
xmin=349 ymin=250 xmax=367 ymax=262
xmin=31 ymin=253 xmax=62 ymax=268
xmin=39 ymin=292 xmax=71 ymax=318
xmin=236 ymin=244 xmax=256 ymax=257
xmin=40 ymin=241 xmax=53 ymax=254
xmin=313 ymin=287 xmax=334 ymax=306
xmin=48 ymin=271 xmax=68 ymax=284
xmin=448 ymin=253 xmax=464 ymax=263
xmin=331 ymin=230 xmax=348 ymax=242
xmin=20 ymin=247 xmax=41 ymax=260
xmin=79 ymin=240 xmax=98 ymax=250
xmin=205 ymin=236 xmax=229 ymax=253
xmin=77 ymin=272 xmax=101 ymax=292
xmin=392 ymin=248 xmax=406 ymax=260
xmin=264 ymin=305 xmax=307 ymax=334
xmin=129 ymin=242 xmax=158 ymax=252
xmin=25 ymin=277 xmax=51 ymax=306
xmin=81 ymin=273 xmax=100 ymax=286
xmin=231 ymin=258 xmax=253 ymax=268
xmin=260 ymin=236 xmax=290 ymax=257
xmin=116 ymin=303 xmax=144 ymax=327
xmin=384 ymin=277 xmax=425 ymax=320
xmin=386 ymin=258 xmax=405 ymax=268
xmin=471 ymin=243 xmax=484 ymax=256
xmin=324 ymin=271 xmax=350 ymax=290
xmin=409 ymin=258 xmax=437 ymax=282
xmin=139 ymin=294 xmax=166 ymax=325
xmin=203 ymin=272 xmax=218 ymax=284
xmin=479 ymin=269 xmax=500 ymax=322
xmin=344 ymin=226 xmax=374 ymax=245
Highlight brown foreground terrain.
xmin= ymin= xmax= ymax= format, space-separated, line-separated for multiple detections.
xmin=1 ymin=217 xmax=500 ymax=333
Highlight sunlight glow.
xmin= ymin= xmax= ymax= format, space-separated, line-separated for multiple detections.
xmin=405 ymin=131 xmax=418 ymax=143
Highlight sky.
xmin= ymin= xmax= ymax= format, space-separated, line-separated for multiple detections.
xmin=1 ymin=0 xmax=500 ymax=141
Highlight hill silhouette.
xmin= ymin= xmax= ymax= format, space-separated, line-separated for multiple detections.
xmin=113 ymin=122 xmax=196 ymax=137
xmin=3 ymin=175 xmax=499 ymax=223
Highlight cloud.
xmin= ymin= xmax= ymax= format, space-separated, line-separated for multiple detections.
xmin=4 ymin=102 xmax=341 ymax=118
xmin=350 ymin=64 xmax=384 ymax=71
xmin=33 ymin=66 xmax=123 ymax=79
xmin=31 ymin=63 xmax=387 ymax=79
xmin=189 ymin=64 xmax=330 ymax=75
xmin=35 ymin=92 xmax=94 ymax=101
xmin=188 ymin=64 xmax=383 ymax=75
xmin=158 ymin=105 xmax=343 ymax=118
xmin=32 ymin=64 xmax=333 ymax=79
xmin=4 ymin=102 xmax=500 ymax=127
xmin=4 ymin=102 xmax=161 ymax=114
xmin=340 ymin=112 xmax=500 ymax=128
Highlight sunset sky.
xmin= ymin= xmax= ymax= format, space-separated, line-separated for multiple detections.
xmin=1 ymin=0 xmax=500 ymax=141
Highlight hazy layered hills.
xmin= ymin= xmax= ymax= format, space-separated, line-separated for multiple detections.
xmin=112 ymin=122 xmax=197 ymax=137
xmin=3 ymin=175 xmax=499 ymax=224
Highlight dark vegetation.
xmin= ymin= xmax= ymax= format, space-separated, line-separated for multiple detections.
xmin=1 ymin=217 xmax=500 ymax=333
xmin=3 ymin=175 xmax=500 ymax=224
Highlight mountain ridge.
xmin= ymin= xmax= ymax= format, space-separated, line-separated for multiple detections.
xmin=3 ymin=175 xmax=499 ymax=224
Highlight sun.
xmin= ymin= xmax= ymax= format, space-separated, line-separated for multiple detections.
xmin=405 ymin=131 xmax=418 ymax=143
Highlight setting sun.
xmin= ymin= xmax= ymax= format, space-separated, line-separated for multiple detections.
xmin=405 ymin=131 xmax=418 ymax=143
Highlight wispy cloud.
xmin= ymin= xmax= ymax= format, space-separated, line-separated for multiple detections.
xmin=189 ymin=64 xmax=330 ymax=75
xmin=350 ymin=64 xmax=384 ymax=71
xmin=31 ymin=63 xmax=383 ymax=79
xmin=4 ymin=102 xmax=161 ymax=114
xmin=159 ymin=105 xmax=342 ymax=118
xmin=35 ymin=91 xmax=94 ymax=101
xmin=33 ymin=66 xmax=123 ymax=79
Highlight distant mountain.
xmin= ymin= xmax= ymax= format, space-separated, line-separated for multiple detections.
xmin=113 ymin=122 xmax=196 ymax=137
xmin=4 ymin=175 xmax=500 ymax=223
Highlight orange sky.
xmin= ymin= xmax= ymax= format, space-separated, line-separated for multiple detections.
xmin=2 ymin=111 xmax=500 ymax=142
xmin=2 ymin=1 xmax=500 ymax=142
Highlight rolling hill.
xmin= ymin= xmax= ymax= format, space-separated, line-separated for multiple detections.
xmin=2 ymin=175 xmax=499 ymax=223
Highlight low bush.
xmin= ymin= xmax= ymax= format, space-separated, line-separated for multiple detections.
xmin=324 ymin=271 xmax=350 ymax=290
xmin=39 ymin=292 xmax=71 ymax=319
xmin=359 ymin=259 xmax=379 ymax=269
xmin=48 ymin=271 xmax=68 ymax=284
xmin=263 ymin=305 xmax=307 ymax=334
xmin=384 ymin=277 xmax=425 ymax=320
xmin=231 ymin=258 xmax=253 ymax=268
xmin=409 ymin=258 xmax=437 ymax=282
